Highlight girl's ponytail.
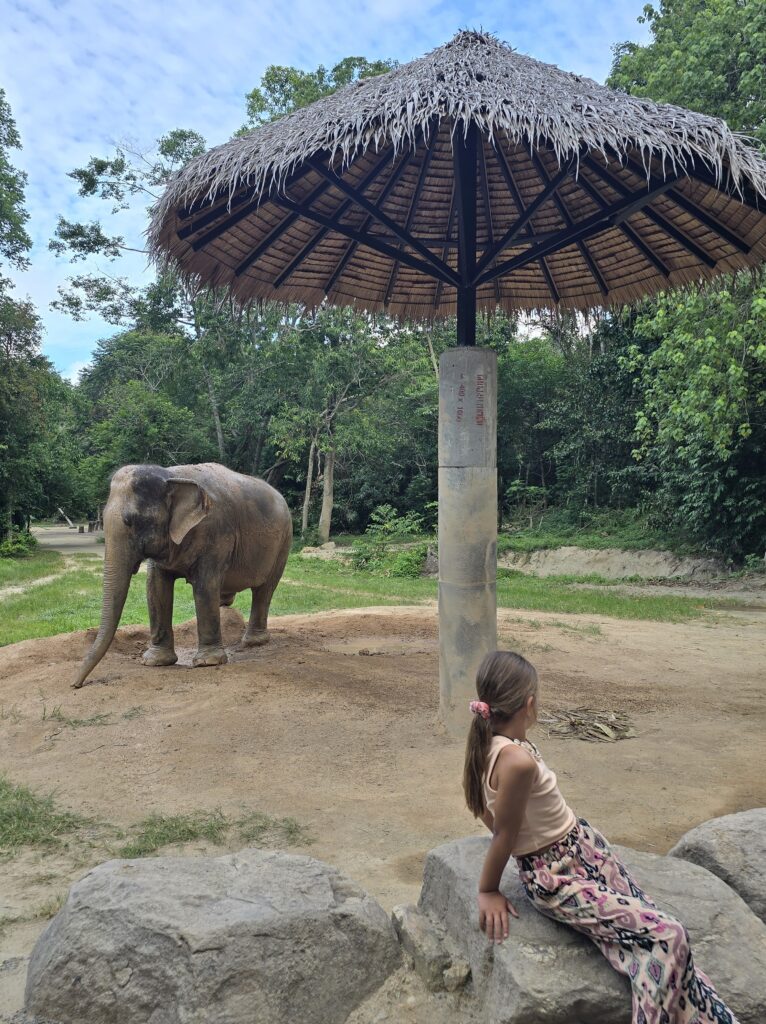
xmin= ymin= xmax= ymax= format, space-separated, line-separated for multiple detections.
xmin=462 ymin=650 xmax=539 ymax=818
xmin=463 ymin=711 xmax=494 ymax=817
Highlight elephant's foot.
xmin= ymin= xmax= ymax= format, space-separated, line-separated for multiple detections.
xmin=238 ymin=629 xmax=270 ymax=649
xmin=142 ymin=646 xmax=178 ymax=668
xmin=192 ymin=646 xmax=228 ymax=668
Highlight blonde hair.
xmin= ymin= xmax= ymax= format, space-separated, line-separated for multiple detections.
xmin=462 ymin=650 xmax=538 ymax=818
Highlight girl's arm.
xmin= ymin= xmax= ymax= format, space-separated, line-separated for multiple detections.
xmin=477 ymin=747 xmax=537 ymax=944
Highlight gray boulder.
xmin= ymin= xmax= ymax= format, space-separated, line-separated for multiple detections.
xmin=419 ymin=836 xmax=766 ymax=1024
xmin=669 ymin=808 xmax=766 ymax=922
xmin=25 ymin=849 xmax=400 ymax=1024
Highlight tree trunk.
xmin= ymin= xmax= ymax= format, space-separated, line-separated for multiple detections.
xmin=317 ymin=446 xmax=335 ymax=544
xmin=4 ymin=488 xmax=12 ymax=542
xmin=301 ymin=437 xmax=316 ymax=537
xmin=251 ymin=414 xmax=271 ymax=476
xmin=205 ymin=371 xmax=225 ymax=461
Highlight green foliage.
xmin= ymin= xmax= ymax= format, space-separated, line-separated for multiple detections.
xmin=498 ymin=507 xmax=694 ymax=554
xmin=0 ymin=88 xmax=31 ymax=270
xmin=628 ymin=275 xmax=766 ymax=556
xmin=351 ymin=504 xmax=424 ymax=570
xmin=0 ymin=529 xmax=37 ymax=557
xmin=243 ymin=56 xmax=397 ymax=127
xmin=387 ymin=542 xmax=430 ymax=578
xmin=119 ymin=811 xmax=230 ymax=858
xmin=609 ymin=0 xmax=766 ymax=147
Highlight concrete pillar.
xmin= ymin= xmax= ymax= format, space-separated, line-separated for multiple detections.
xmin=438 ymin=347 xmax=497 ymax=735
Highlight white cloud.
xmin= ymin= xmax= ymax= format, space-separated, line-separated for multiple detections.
xmin=2 ymin=0 xmax=650 ymax=374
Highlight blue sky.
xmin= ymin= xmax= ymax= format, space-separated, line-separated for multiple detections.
xmin=2 ymin=0 xmax=650 ymax=381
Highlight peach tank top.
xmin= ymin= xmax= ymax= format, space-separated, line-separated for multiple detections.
xmin=483 ymin=735 xmax=576 ymax=857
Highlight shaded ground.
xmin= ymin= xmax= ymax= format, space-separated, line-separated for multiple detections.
xmin=1 ymin=602 xmax=765 ymax=1018
xmin=31 ymin=526 xmax=104 ymax=558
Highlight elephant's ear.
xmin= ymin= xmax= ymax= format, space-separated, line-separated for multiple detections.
xmin=167 ymin=479 xmax=211 ymax=546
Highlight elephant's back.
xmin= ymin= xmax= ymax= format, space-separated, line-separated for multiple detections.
xmin=172 ymin=464 xmax=290 ymax=523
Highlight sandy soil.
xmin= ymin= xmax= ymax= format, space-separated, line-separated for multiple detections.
xmin=1 ymin=602 xmax=765 ymax=1019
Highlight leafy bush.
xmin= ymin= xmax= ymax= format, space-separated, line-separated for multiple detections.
xmin=351 ymin=504 xmax=424 ymax=571
xmin=0 ymin=530 xmax=37 ymax=558
xmin=387 ymin=542 xmax=430 ymax=578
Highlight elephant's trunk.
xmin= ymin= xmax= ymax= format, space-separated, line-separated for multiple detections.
xmin=72 ymin=524 xmax=137 ymax=688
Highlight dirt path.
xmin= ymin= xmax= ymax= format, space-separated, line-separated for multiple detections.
xmin=1 ymin=603 xmax=765 ymax=1017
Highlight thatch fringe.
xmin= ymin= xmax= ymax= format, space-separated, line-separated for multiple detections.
xmin=149 ymin=28 xmax=766 ymax=256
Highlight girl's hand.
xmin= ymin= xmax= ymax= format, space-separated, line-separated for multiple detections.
xmin=478 ymin=890 xmax=519 ymax=943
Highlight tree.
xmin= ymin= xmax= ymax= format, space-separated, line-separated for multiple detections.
xmin=0 ymin=88 xmax=31 ymax=271
xmin=242 ymin=57 xmax=397 ymax=128
xmin=609 ymin=0 xmax=766 ymax=147
xmin=0 ymin=88 xmax=77 ymax=539
xmin=628 ymin=276 xmax=766 ymax=555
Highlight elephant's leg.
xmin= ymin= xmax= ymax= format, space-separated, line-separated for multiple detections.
xmin=192 ymin=575 xmax=228 ymax=667
xmin=240 ymin=544 xmax=290 ymax=648
xmin=142 ymin=562 xmax=178 ymax=667
xmin=220 ymin=592 xmax=236 ymax=607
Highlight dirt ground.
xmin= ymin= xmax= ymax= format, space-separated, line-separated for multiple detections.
xmin=1 ymin=601 xmax=765 ymax=1019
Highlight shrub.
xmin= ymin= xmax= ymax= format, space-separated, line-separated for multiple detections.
xmin=351 ymin=504 xmax=424 ymax=572
xmin=0 ymin=530 xmax=37 ymax=558
xmin=387 ymin=542 xmax=429 ymax=578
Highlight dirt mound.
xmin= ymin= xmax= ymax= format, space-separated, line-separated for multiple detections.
xmin=499 ymin=546 xmax=725 ymax=580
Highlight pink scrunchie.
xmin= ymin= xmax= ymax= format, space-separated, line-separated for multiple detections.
xmin=469 ymin=700 xmax=491 ymax=720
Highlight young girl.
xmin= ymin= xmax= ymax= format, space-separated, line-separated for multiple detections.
xmin=463 ymin=650 xmax=739 ymax=1024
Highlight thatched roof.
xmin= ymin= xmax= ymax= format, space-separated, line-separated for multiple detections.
xmin=149 ymin=30 xmax=766 ymax=316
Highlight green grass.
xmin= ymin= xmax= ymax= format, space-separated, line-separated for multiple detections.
xmin=41 ymin=705 xmax=112 ymax=729
xmin=118 ymin=811 xmax=231 ymax=858
xmin=0 ymin=548 xmax=727 ymax=649
xmin=495 ymin=570 xmax=712 ymax=621
xmin=119 ymin=809 xmax=312 ymax=858
xmin=0 ymin=548 xmax=64 ymax=587
xmin=0 ymin=776 xmax=90 ymax=855
xmin=497 ymin=508 xmax=699 ymax=555
xmin=0 ymin=774 xmax=312 ymax=865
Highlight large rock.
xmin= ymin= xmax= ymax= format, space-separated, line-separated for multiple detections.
xmin=25 ymin=849 xmax=401 ymax=1024
xmin=669 ymin=808 xmax=766 ymax=923
xmin=419 ymin=836 xmax=766 ymax=1024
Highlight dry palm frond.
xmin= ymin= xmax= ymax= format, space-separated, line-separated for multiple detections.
xmin=152 ymin=30 xmax=766 ymax=222
xmin=539 ymin=707 xmax=636 ymax=742
xmin=149 ymin=30 xmax=766 ymax=318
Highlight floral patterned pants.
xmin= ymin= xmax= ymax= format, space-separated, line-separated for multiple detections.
xmin=516 ymin=818 xmax=738 ymax=1024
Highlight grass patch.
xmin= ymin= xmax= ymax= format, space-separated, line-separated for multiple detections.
xmin=119 ymin=809 xmax=313 ymax=858
xmin=498 ymin=508 xmax=700 ymax=556
xmin=122 ymin=705 xmax=146 ymax=720
xmin=0 ymin=776 xmax=89 ymax=855
xmin=0 ymin=548 xmax=64 ymax=588
xmin=495 ymin=570 xmax=713 ymax=622
xmin=236 ymin=811 xmax=311 ymax=846
xmin=119 ymin=811 xmax=231 ymax=858
xmin=0 ymin=549 xmax=729 ymax=648
xmin=41 ymin=705 xmax=112 ymax=729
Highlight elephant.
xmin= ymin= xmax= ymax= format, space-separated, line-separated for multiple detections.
xmin=73 ymin=462 xmax=292 ymax=688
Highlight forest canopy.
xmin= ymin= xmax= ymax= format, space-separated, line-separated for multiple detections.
xmin=2 ymin=2 xmax=765 ymax=560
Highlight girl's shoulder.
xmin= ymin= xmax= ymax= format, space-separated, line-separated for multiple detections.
xmin=492 ymin=735 xmax=542 ymax=762
xmin=490 ymin=736 xmax=540 ymax=780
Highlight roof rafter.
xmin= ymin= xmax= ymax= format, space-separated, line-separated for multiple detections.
xmin=476 ymin=171 xmax=683 ymax=286
xmin=272 ymin=147 xmax=397 ymax=287
xmin=324 ymin=145 xmax=417 ymax=295
xmin=307 ymin=154 xmax=457 ymax=284
xmin=270 ymin=193 xmax=457 ymax=286
xmin=384 ymin=133 xmax=438 ymax=305
xmin=474 ymin=154 xmax=578 ymax=278
xmin=583 ymin=157 xmax=717 ymax=268
xmin=491 ymin=141 xmax=561 ymax=304
xmin=530 ymin=151 xmax=609 ymax=297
